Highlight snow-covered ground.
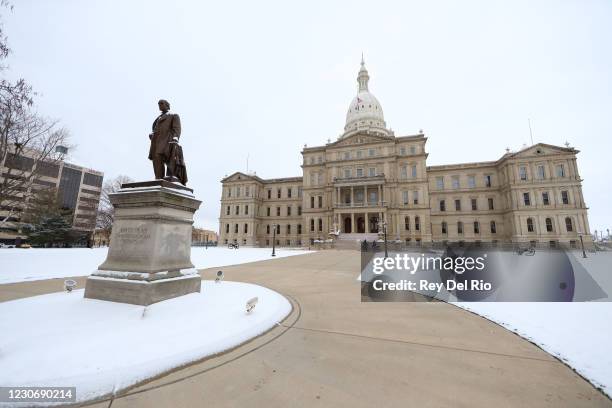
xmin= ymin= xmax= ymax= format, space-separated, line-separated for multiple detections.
xmin=0 ymin=247 xmax=313 ymax=284
xmin=0 ymin=281 xmax=291 ymax=405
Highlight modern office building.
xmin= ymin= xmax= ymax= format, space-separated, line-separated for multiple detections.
xmin=219 ymin=60 xmax=591 ymax=249
xmin=0 ymin=147 xmax=103 ymax=244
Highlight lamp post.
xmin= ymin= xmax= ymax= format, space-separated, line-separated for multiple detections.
xmin=272 ymin=223 xmax=277 ymax=257
xmin=381 ymin=219 xmax=388 ymax=259
xmin=578 ymin=231 xmax=587 ymax=258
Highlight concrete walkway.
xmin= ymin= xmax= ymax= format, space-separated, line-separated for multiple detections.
xmin=1 ymin=250 xmax=610 ymax=407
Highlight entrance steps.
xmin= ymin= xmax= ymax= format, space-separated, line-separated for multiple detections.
xmin=334 ymin=233 xmax=379 ymax=250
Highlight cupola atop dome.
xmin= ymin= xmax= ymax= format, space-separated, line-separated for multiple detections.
xmin=341 ymin=56 xmax=390 ymax=139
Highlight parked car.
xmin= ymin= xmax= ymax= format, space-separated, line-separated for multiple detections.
xmin=228 ymin=242 xmax=239 ymax=249
xmin=19 ymin=244 xmax=32 ymax=249
xmin=0 ymin=243 xmax=16 ymax=248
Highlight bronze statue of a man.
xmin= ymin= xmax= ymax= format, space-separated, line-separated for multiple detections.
xmin=148 ymin=99 xmax=188 ymax=185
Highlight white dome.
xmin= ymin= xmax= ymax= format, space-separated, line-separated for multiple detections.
xmin=344 ymin=91 xmax=385 ymax=131
xmin=342 ymin=59 xmax=389 ymax=137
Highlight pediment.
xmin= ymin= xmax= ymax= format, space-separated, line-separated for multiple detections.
xmin=221 ymin=172 xmax=261 ymax=183
xmin=510 ymin=143 xmax=577 ymax=159
xmin=330 ymin=133 xmax=392 ymax=147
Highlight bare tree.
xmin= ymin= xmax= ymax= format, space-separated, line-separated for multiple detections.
xmin=0 ymin=3 xmax=70 ymax=225
xmin=96 ymin=175 xmax=133 ymax=230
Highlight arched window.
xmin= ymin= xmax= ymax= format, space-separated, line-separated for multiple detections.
xmin=565 ymin=217 xmax=573 ymax=232
xmin=441 ymin=222 xmax=448 ymax=234
xmin=527 ymin=218 xmax=534 ymax=232
xmin=414 ymin=216 xmax=420 ymax=231
xmin=546 ymin=218 xmax=553 ymax=232
xmin=405 ymin=216 xmax=410 ymax=230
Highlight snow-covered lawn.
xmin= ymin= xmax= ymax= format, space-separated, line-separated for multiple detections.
xmin=0 ymin=281 xmax=291 ymax=404
xmin=0 ymin=247 xmax=313 ymax=284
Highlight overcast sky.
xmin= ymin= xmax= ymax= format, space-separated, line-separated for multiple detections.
xmin=3 ymin=0 xmax=611 ymax=234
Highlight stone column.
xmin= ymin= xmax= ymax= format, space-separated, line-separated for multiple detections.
xmin=365 ymin=212 xmax=370 ymax=233
xmin=377 ymin=185 xmax=381 ymax=205
xmin=350 ymin=186 xmax=354 ymax=207
xmin=351 ymin=212 xmax=355 ymax=233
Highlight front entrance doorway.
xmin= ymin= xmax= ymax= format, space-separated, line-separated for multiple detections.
xmin=344 ymin=217 xmax=352 ymax=233
xmin=357 ymin=217 xmax=365 ymax=233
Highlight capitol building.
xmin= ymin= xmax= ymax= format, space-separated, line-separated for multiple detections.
xmin=219 ymin=59 xmax=591 ymax=249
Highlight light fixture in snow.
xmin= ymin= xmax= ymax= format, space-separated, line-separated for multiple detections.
xmin=64 ymin=279 xmax=77 ymax=292
xmin=246 ymin=297 xmax=258 ymax=314
xmin=215 ymin=270 xmax=223 ymax=283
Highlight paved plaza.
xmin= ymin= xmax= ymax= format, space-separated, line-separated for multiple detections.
xmin=1 ymin=250 xmax=610 ymax=407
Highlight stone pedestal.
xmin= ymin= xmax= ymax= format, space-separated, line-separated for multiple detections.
xmin=84 ymin=180 xmax=203 ymax=306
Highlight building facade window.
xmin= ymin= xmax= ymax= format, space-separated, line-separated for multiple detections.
xmin=405 ymin=216 xmax=410 ymax=230
xmin=537 ymin=165 xmax=545 ymax=179
xmin=441 ymin=222 xmax=447 ymax=234
xmin=455 ymin=199 xmax=461 ymax=211
xmin=485 ymin=175 xmax=492 ymax=187
xmin=527 ymin=217 xmax=534 ymax=232
xmin=523 ymin=193 xmax=531 ymax=206
xmin=468 ymin=175 xmax=476 ymax=188
xmin=457 ymin=221 xmax=463 ymax=234
xmin=488 ymin=198 xmax=494 ymax=210
xmin=471 ymin=198 xmax=477 ymax=211
xmin=415 ymin=216 xmax=420 ymax=231
xmin=277 ymin=207 xmax=281 ymax=216
xmin=519 ymin=166 xmax=528 ymax=181
xmin=546 ymin=218 xmax=553 ymax=232
xmin=565 ymin=217 xmax=573 ymax=232
xmin=556 ymin=164 xmax=565 ymax=177
xmin=474 ymin=221 xmax=480 ymax=234
xmin=436 ymin=177 xmax=444 ymax=189
xmin=439 ymin=200 xmax=446 ymax=212
xmin=542 ymin=192 xmax=550 ymax=205
xmin=452 ymin=176 xmax=460 ymax=189
xmin=561 ymin=190 xmax=569 ymax=204
xmin=490 ymin=221 xmax=496 ymax=234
